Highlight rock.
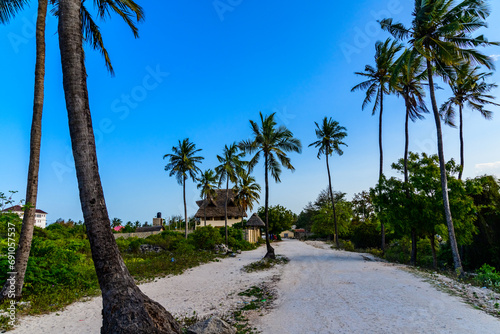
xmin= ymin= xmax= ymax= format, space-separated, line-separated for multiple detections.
xmin=139 ymin=244 xmax=162 ymax=253
xmin=214 ymin=244 xmax=230 ymax=254
xmin=228 ymin=252 xmax=236 ymax=257
xmin=186 ymin=316 xmax=236 ymax=334
xmin=236 ymin=250 xmax=242 ymax=254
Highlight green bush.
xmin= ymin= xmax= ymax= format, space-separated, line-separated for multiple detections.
xmin=189 ymin=226 xmax=223 ymax=250
xmin=384 ymin=238 xmax=411 ymax=264
xmin=475 ymin=264 xmax=500 ymax=292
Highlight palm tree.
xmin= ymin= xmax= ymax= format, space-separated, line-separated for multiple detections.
xmin=215 ymin=143 xmax=246 ymax=245
xmin=0 ymin=0 xmax=145 ymax=303
xmin=0 ymin=0 xmax=47 ymax=302
xmin=440 ymin=63 xmax=499 ymax=180
xmin=240 ymin=112 xmax=302 ymax=259
xmin=351 ymin=38 xmax=402 ymax=252
xmin=57 ymin=0 xmax=181 ymax=331
xmin=380 ymin=0 xmax=498 ymax=276
xmin=197 ymin=169 xmax=218 ymax=226
xmin=309 ymin=117 xmax=347 ymax=248
xmin=164 ymin=139 xmax=204 ymax=238
xmin=234 ymin=170 xmax=261 ymax=222
xmin=392 ymin=50 xmax=429 ymax=265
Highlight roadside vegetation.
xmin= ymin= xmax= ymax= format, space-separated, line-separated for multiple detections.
xmin=242 ymin=255 xmax=290 ymax=273
xmin=0 ymin=221 xmax=256 ymax=331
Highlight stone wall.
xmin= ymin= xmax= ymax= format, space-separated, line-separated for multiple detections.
xmin=113 ymin=231 xmax=163 ymax=239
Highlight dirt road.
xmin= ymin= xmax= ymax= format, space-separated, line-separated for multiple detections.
xmin=255 ymin=239 xmax=500 ymax=334
xmin=9 ymin=239 xmax=500 ymax=333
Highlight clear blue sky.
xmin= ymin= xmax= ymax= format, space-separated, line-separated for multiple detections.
xmin=1 ymin=0 xmax=499 ymax=225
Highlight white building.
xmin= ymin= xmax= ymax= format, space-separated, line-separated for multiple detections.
xmin=2 ymin=205 xmax=48 ymax=229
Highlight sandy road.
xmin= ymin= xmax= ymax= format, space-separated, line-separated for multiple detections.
xmin=255 ymin=239 xmax=500 ymax=334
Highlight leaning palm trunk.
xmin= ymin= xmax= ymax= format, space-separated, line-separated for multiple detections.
xmin=264 ymin=153 xmax=275 ymax=259
xmin=58 ymin=0 xmax=181 ymax=332
xmin=224 ymin=178 xmax=229 ymax=246
xmin=183 ymin=177 xmax=188 ymax=238
xmin=426 ymin=60 xmax=463 ymax=276
xmin=326 ymin=153 xmax=339 ymax=248
xmin=379 ymin=91 xmax=385 ymax=253
xmin=0 ymin=0 xmax=47 ymax=302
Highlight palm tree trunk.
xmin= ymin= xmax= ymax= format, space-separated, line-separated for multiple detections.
xmin=58 ymin=1 xmax=181 ymax=332
xmin=264 ymin=152 xmax=275 ymax=259
xmin=379 ymin=90 xmax=385 ymax=254
xmin=405 ymin=99 xmax=417 ymax=266
xmin=183 ymin=177 xmax=187 ymax=238
xmin=326 ymin=153 xmax=339 ymax=248
xmin=0 ymin=0 xmax=47 ymax=302
xmin=225 ymin=178 xmax=229 ymax=246
xmin=426 ymin=59 xmax=464 ymax=276
xmin=430 ymin=233 xmax=437 ymax=269
xmin=458 ymin=104 xmax=464 ymax=181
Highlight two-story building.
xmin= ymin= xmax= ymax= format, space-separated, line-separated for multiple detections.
xmin=2 ymin=205 xmax=48 ymax=229
xmin=195 ymin=189 xmax=246 ymax=228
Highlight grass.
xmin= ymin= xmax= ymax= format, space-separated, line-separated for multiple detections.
xmin=228 ymin=285 xmax=275 ymax=334
xmin=242 ymin=255 xmax=289 ymax=273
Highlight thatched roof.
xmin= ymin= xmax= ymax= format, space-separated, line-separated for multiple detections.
xmin=136 ymin=226 xmax=164 ymax=233
xmin=195 ymin=189 xmax=246 ymax=219
xmin=246 ymin=213 xmax=265 ymax=227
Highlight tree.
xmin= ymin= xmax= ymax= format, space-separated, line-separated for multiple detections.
xmin=111 ymin=217 xmax=122 ymax=228
xmin=392 ymin=49 xmax=429 ymax=264
xmin=311 ymin=201 xmax=352 ymax=239
xmin=257 ymin=205 xmax=296 ymax=236
xmin=309 ymin=117 xmax=347 ymax=247
xmin=240 ymin=112 xmax=302 ymax=259
xmin=234 ymin=170 xmax=261 ymax=222
xmin=57 ymin=0 xmax=181 ymax=331
xmin=164 ymin=138 xmax=204 ymax=238
xmin=380 ymin=0 xmax=498 ymax=276
xmin=197 ymin=169 xmax=218 ymax=226
xmin=215 ymin=143 xmax=246 ymax=245
xmin=0 ymin=0 xmax=136 ymax=302
xmin=440 ymin=63 xmax=499 ymax=180
xmin=351 ymin=38 xmax=403 ymax=252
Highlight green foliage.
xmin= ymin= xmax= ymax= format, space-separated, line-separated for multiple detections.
xmin=311 ymin=201 xmax=352 ymax=238
xmin=219 ymin=227 xmax=256 ymax=251
xmin=189 ymin=226 xmax=223 ymax=250
xmin=257 ymin=205 xmax=296 ymax=235
xmin=475 ymin=264 xmax=500 ymax=292
xmin=242 ymin=255 xmax=289 ymax=273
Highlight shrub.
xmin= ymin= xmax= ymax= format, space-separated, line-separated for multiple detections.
xmin=475 ymin=264 xmax=500 ymax=292
xmin=189 ymin=226 xmax=223 ymax=250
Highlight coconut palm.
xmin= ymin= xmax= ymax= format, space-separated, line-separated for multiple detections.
xmin=215 ymin=143 xmax=246 ymax=245
xmin=440 ymin=63 xmax=499 ymax=180
xmin=309 ymin=117 xmax=347 ymax=248
xmin=234 ymin=171 xmax=261 ymax=223
xmin=392 ymin=49 xmax=429 ymax=265
xmin=240 ymin=112 xmax=302 ymax=259
xmin=351 ymin=38 xmax=403 ymax=252
xmin=380 ymin=0 xmax=498 ymax=276
xmin=164 ymin=138 xmax=204 ymax=238
xmin=197 ymin=169 xmax=218 ymax=226
xmin=0 ymin=0 xmax=145 ymax=303
xmin=57 ymin=0 xmax=181 ymax=331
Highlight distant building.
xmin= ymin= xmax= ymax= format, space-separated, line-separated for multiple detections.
xmin=280 ymin=230 xmax=295 ymax=239
xmin=195 ymin=189 xmax=246 ymax=228
xmin=245 ymin=213 xmax=265 ymax=243
xmin=2 ymin=205 xmax=48 ymax=229
xmin=136 ymin=226 xmax=165 ymax=233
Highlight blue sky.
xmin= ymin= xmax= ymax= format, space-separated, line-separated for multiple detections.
xmin=1 ymin=0 xmax=499 ymax=225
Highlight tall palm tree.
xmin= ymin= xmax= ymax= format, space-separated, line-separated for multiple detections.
xmin=0 ymin=0 xmax=145 ymax=303
xmin=240 ymin=112 xmax=302 ymax=259
xmin=0 ymin=0 xmax=47 ymax=302
xmin=309 ymin=117 xmax=347 ymax=248
xmin=164 ymin=139 xmax=204 ymax=238
xmin=380 ymin=0 xmax=498 ymax=276
xmin=197 ymin=169 xmax=218 ymax=226
xmin=351 ymin=38 xmax=403 ymax=252
xmin=215 ymin=143 xmax=246 ymax=245
xmin=57 ymin=0 xmax=181 ymax=331
xmin=234 ymin=170 xmax=261 ymax=222
xmin=440 ymin=63 xmax=499 ymax=180
xmin=392 ymin=50 xmax=429 ymax=265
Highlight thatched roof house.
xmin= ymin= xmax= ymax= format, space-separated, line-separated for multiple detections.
xmin=195 ymin=189 xmax=246 ymax=228
xmin=246 ymin=213 xmax=265 ymax=227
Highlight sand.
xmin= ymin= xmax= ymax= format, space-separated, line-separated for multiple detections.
xmin=9 ymin=240 xmax=500 ymax=333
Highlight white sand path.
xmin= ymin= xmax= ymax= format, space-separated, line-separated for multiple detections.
xmin=9 ymin=239 xmax=500 ymax=333
xmin=255 ymin=239 xmax=500 ymax=334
